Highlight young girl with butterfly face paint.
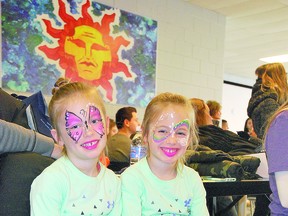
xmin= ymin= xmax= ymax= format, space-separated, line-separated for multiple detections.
xmin=121 ymin=92 xmax=209 ymax=215
xmin=30 ymin=82 xmax=121 ymax=216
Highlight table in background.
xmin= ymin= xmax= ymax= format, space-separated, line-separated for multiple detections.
xmin=203 ymin=179 xmax=271 ymax=216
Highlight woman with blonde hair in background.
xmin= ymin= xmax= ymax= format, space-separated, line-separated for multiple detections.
xmin=248 ymin=62 xmax=288 ymax=140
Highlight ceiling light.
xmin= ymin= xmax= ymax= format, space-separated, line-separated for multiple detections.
xmin=260 ymin=54 xmax=288 ymax=63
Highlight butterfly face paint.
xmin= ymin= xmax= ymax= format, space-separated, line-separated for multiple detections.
xmin=152 ymin=119 xmax=190 ymax=146
xmin=65 ymin=105 xmax=105 ymax=143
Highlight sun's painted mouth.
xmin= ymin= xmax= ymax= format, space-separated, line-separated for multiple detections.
xmin=161 ymin=147 xmax=178 ymax=157
xmin=80 ymin=61 xmax=96 ymax=67
xmin=81 ymin=140 xmax=99 ymax=150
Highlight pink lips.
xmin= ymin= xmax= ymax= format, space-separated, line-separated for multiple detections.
xmin=81 ymin=140 xmax=99 ymax=150
xmin=161 ymin=147 xmax=178 ymax=157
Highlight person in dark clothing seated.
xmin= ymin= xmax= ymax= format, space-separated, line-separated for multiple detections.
xmin=190 ymin=98 xmax=264 ymax=216
xmin=0 ymin=88 xmax=62 ymax=216
xmin=190 ymin=98 xmax=263 ymax=155
xmin=107 ymin=106 xmax=140 ymax=172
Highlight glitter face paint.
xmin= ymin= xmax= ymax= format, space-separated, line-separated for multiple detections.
xmin=65 ymin=105 xmax=105 ymax=142
xmin=152 ymin=119 xmax=190 ymax=146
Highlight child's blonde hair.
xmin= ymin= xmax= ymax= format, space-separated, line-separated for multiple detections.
xmin=142 ymin=92 xmax=199 ymax=167
xmin=48 ymin=81 xmax=106 ymax=153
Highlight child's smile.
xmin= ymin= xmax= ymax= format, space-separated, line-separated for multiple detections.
xmin=161 ymin=147 xmax=178 ymax=157
xmin=81 ymin=139 xmax=99 ymax=150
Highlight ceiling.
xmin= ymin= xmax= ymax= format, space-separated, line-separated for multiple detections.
xmin=187 ymin=0 xmax=288 ymax=85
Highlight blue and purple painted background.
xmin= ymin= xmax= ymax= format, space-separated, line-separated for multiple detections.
xmin=1 ymin=0 xmax=157 ymax=107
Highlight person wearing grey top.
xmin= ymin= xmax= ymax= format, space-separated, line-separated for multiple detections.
xmin=0 ymin=119 xmax=62 ymax=159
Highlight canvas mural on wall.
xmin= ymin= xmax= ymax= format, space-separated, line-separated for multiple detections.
xmin=2 ymin=0 xmax=157 ymax=107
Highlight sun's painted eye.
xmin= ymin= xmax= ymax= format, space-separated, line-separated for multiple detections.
xmin=70 ymin=38 xmax=86 ymax=48
xmin=91 ymin=43 xmax=109 ymax=51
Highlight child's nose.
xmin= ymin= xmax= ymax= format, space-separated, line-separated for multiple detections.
xmin=84 ymin=123 xmax=94 ymax=136
xmin=166 ymin=132 xmax=177 ymax=144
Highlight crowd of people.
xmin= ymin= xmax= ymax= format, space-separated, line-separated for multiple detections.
xmin=1 ymin=61 xmax=288 ymax=215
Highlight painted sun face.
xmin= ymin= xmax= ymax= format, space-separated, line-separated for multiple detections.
xmin=64 ymin=25 xmax=112 ymax=80
xmin=65 ymin=104 xmax=105 ymax=143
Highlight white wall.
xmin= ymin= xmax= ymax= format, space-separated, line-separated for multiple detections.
xmin=96 ymin=0 xmax=226 ymax=122
xmin=221 ymin=82 xmax=253 ymax=133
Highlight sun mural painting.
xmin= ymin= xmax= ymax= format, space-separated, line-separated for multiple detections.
xmin=37 ymin=0 xmax=134 ymax=101
xmin=2 ymin=0 xmax=157 ymax=107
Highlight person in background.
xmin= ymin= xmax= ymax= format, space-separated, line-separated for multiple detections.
xmin=247 ymin=63 xmax=288 ymax=216
xmin=108 ymin=119 xmax=118 ymax=138
xmin=0 ymin=86 xmax=63 ymax=216
xmin=190 ymin=98 xmax=238 ymax=216
xmin=222 ymin=119 xmax=229 ymax=130
xmin=251 ymin=63 xmax=267 ymax=96
xmin=0 ymin=88 xmax=29 ymax=128
xmin=0 ymin=119 xmax=62 ymax=159
xmin=100 ymin=118 xmax=118 ymax=167
xmin=30 ymin=81 xmax=121 ymax=215
xmin=121 ymin=92 xmax=209 ymax=215
xmin=0 ymin=87 xmax=63 ymax=158
xmin=107 ymin=106 xmax=140 ymax=171
xmin=191 ymin=98 xmax=263 ymax=154
xmin=247 ymin=62 xmax=288 ymax=139
xmin=244 ymin=117 xmax=257 ymax=138
xmin=206 ymin=100 xmax=222 ymax=127
xmin=265 ymin=101 xmax=288 ymax=215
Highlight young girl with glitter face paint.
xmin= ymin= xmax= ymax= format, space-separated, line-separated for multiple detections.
xmin=30 ymin=82 xmax=121 ymax=216
xmin=121 ymin=92 xmax=209 ymax=215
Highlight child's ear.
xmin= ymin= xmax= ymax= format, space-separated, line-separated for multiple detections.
xmin=124 ymin=118 xmax=130 ymax=127
xmin=51 ymin=129 xmax=64 ymax=146
xmin=142 ymin=132 xmax=148 ymax=144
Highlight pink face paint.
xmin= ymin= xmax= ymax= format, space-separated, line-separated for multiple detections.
xmin=65 ymin=111 xmax=84 ymax=142
xmin=89 ymin=105 xmax=105 ymax=137
xmin=152 ymin=119 xmax=190 ymax=146
xmin=65 ymin=104 xmax=105 ymax=143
